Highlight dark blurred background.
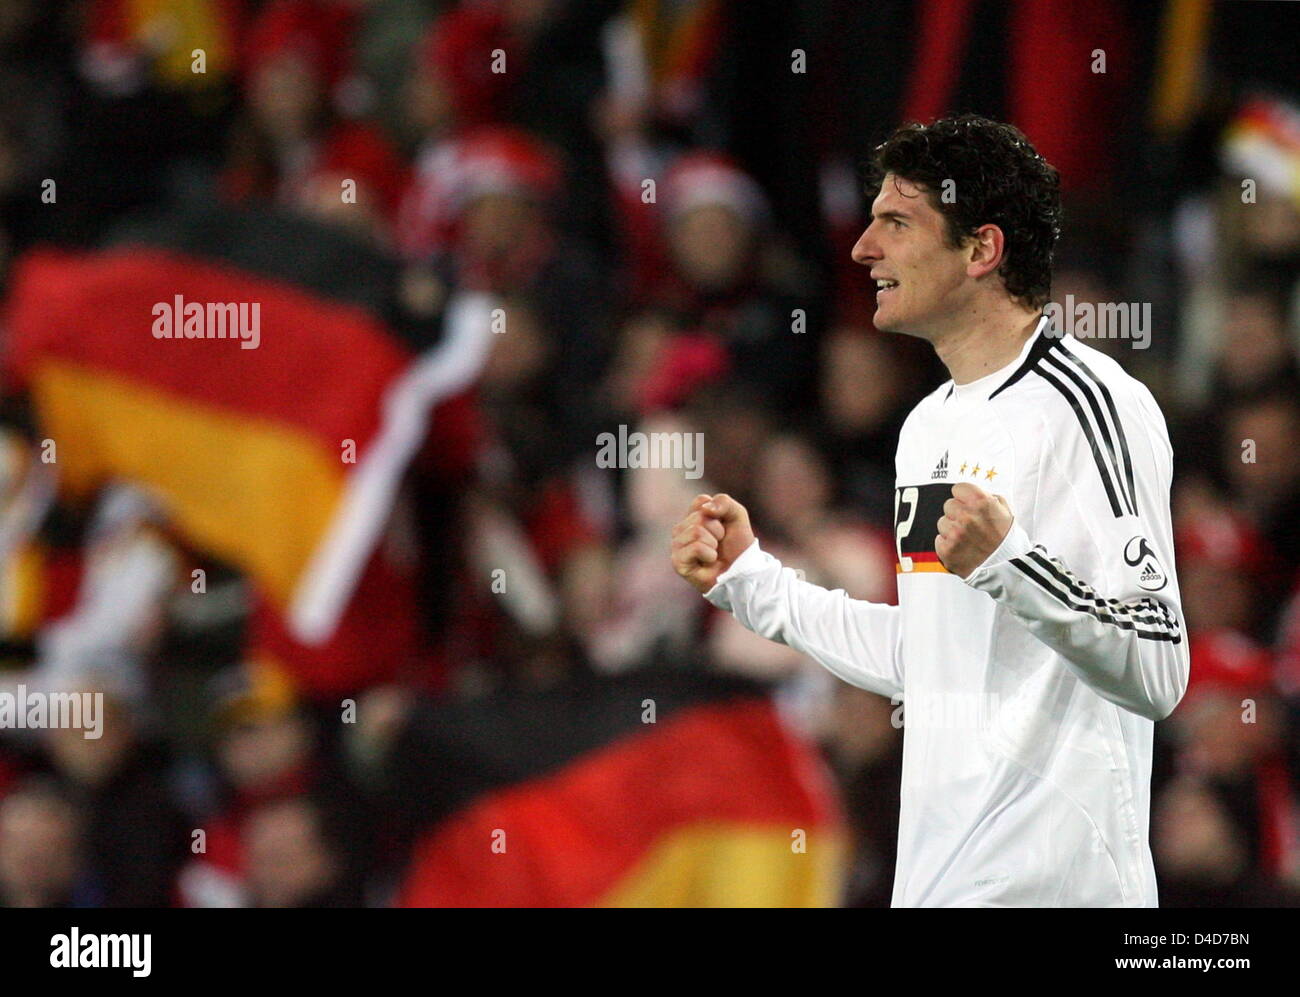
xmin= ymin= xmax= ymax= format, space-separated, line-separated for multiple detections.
xmin=0 ymin=0 xmax=1297 ymax=908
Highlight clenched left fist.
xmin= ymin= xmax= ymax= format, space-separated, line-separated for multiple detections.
xmin=935 ymin=481 xmax=1014 ymax=578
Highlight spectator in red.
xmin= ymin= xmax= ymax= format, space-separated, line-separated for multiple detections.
xmin=395 ymin=3 xmax=523 ymax=261
xmin=242 ymin=796 xmax=358 ymax=907
xmin=0 ymin=778 xmax=92 ymax=907
xmin=650 ymin=150 xmax=824 ymax=413
xmin=428 ymin=126 xmax=614 ymax=460
xmin=223 ymin=0 xmax=406 ymax=243
xmin=1220 ymin=389 xmax=1300 ymax=636
xmin=176 ymin=664 xmax=363 ymax=906
xmin=1154 ymin=632 xmax=1299 ymax=905
xmin=1175 ymin=498 xmax=1274 ymax=642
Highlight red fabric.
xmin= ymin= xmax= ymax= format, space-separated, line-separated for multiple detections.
xmin=452 ymin=126 xmax=564 ymax=210
xmin=39 ymin=545 xmax=86 ymax=630
xmin=637 ymin=333 xmax=731 ymax=415
xmin=189 ymin=814 xmax=245 ymax=884
xmin=1176 ymin=508 xmax=1267 ymax=570
xmin=242 ymin=0 xmax=355 ymax=90
xmin=900 ymin=0 xmax=977 ymax=125
xmin=828 ymin=217 xmax=878 ymax=329
xmin=0 ymin=753 xmax=20 ymax=801
xmin=415 ymin=388 xmax=486 ymax=485
xmin=396 ymin=127 xmax=562 ymax=264
xmin=899 ymin=0 xmax=1129 ymax=191
xmin=607 ymin=167 xmax=674 ymax=306
xmin=524 ymin=476 xmax=601 ymax=577
xmin=310 ymin=122 xmax=409 ymax=220
xmin=1007 ymin=0 xmax=1130 ymax=191
xmin=84 ymin=0 xmax=129 ymax=45
xmin=1256 ymin=755 xmax=1296 ymax=878
xmin=223 ymin=121 xmax=408 ymax=223
xmin=420 ymin=4 xmax=519 ymax=128
xmin=249 ymin=545 xmax=428 ymax=698
xmin=396 ymin=697 xmax=839 ymax=907
xmin=4 ymin=248 xmax=408 ymax=453
xmin=1185 ymin=629 xmax=1275 ymax=703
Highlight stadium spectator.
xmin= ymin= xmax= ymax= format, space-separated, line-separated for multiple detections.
xmin=0 ymin=777 xmax=92 ymax=907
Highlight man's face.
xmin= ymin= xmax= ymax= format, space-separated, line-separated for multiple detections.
xmin=851 ymin=174 xmax=973 ymax=338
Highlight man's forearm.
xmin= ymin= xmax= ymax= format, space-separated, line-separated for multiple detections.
xmin=963 ymin=522 xmax=1188 ymax=721
xmin=704 ymin=538 xmax=905 ymax=699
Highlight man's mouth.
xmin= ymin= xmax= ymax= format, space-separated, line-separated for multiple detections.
xmin=875 ymin=278 xmax=899 ymax=295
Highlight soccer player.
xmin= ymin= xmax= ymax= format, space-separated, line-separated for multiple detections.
xmin=670 ymin=115 xmax=1189 ymax=907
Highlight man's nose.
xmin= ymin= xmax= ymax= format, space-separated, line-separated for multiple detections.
xmin=851 ymin=229 xmax=879 ymax=266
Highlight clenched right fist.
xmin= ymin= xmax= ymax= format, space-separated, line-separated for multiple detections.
xmin=670 ymin=493 xmax=757 ymax=594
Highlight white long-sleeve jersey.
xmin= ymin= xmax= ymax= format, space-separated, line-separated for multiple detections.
xmin=703 ymin=317 xmax=1189 ymax=907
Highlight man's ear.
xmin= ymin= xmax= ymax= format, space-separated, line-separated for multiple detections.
xmin=966 ymin=224 xmax=1005 ymax=280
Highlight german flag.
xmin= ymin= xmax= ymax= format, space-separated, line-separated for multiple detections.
xmin=2 ymin=202 xmax=493 ymax=649
xmin=385 ymin=670 xmax=847 ymax=907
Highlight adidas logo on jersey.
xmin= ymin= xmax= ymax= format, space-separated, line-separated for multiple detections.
xmin=931 ymin=450 xmax=949 ymax=480
xmin=1124 ymin=535 xmax=1168 ymax=592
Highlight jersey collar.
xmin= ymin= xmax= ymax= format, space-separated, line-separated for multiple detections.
xmin=944 ymin=314 xmax=1055 ymax=403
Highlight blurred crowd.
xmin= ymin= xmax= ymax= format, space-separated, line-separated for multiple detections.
xmin=0 ymin=0 xmax=1298 ymax=907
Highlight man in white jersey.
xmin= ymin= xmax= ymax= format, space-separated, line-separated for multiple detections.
xmin=669 ymin=115 xmax=1188 ymax=907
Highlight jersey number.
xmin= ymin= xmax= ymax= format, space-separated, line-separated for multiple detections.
xmin=894 ymin=486 xmax=918 ymax=573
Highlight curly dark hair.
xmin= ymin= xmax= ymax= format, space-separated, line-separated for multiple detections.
xmin=863 ymin=115 xmax=1062 ymax=309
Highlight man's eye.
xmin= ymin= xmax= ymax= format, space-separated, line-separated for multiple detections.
xmin=893 ymin=219 xmax=905 ymax=229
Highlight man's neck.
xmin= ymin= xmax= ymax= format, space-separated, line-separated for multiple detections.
xmin=932 ymin=305 xmax=1044 ymax=386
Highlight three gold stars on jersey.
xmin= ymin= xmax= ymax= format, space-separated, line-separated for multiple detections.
xmin=957 ymin=460 xmax=997 ymax=481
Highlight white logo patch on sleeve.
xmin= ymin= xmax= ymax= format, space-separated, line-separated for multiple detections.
xmin=1124 ymin=535 xmax=1167 ymax=592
